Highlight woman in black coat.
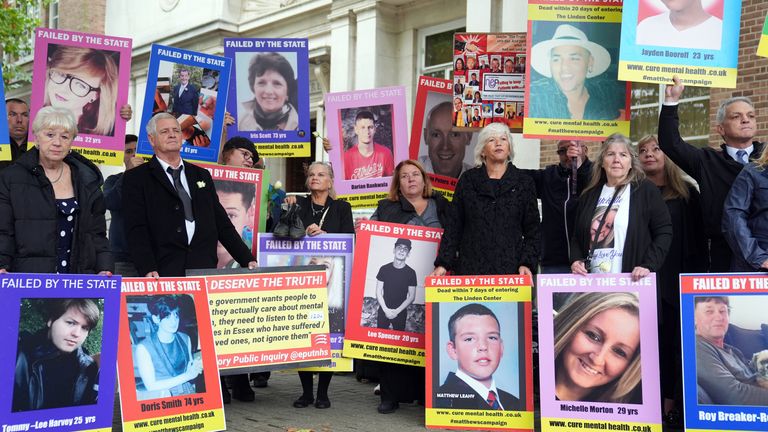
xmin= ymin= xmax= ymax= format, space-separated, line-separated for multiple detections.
xmin=285 ymin=161 xmax=354 ymax=409
xmin=570 ymin=134 xmax=672 ymax=281
xmin=371 ymin=159 xmax=449 ymax=414
xmin=433 ymin=122 xmax=540 ymax=277
xmin=0 ymin=106 xmax=112 ymax=274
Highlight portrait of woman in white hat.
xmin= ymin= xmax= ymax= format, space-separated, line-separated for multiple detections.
xmin=529 ymin=23 xmax=626 ymax=121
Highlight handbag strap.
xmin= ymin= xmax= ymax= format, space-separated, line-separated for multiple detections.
xmin=317 ymin=205 xmax=330 ymax=230
xmin=587 ymin=185 xmax=624 ymax=257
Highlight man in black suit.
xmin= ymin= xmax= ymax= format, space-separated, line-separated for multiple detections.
xmin=435 ymin=303 xmax=523 ymax=411
xmin=171 ymin=69 xmax=199 ymax=115
xmin=123 ymin=112 xmax=256 ymax=278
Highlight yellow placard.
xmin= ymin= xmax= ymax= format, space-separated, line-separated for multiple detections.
xmin=255 ymin=142 xmax=311 ymax=158
xmin=343 ymin=339 xmax=425 ymax=367
xmin=426 ymin=285 xmax=531 ymax=303
xmin=759 ymin=35 xmax=768 ymax=58
xmin=337 ymin=192 xmax=389 ymax=209
xmin=426 ymin=408 xmax=534 ymax=430
xmin=295 ymin=349 xmax=354 ymax=372
xmin=0 ymin=144 xmax=10 ymax=161
xmin=431 ymin=186 xmax=454 ymax=201
xmin=618 ymin=61 xmax=737 ymax=89
xmin=524 ymin=117 xmax=629 ymax=140
xmin=122 ymin=408 xmax=225 ymax=432
xmin=209 ymin=286 xmax=327 ymax=355
xmin=528 ymin=4 xmax=622 ymax=23
xmin=72 ymin=146 xmax=123 ymax=166
xmin=542 ymin=417 xmax=661 ymax=432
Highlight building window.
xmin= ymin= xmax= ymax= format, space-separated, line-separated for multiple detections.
xmin=630 ymin=82 xmax=710 ymax=147
xmin=418 ymin=19 xmax=465 ymax=79
xmin=48 ymin=1 xmax=59 ymax=29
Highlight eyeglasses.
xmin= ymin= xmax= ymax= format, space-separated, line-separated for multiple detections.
xmin=48 ymin=70 xmax=100 ymax=98
xmin=235 ymin=148 xmax=254 ymax=160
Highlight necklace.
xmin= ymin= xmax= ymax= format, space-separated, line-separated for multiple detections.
xmin=47 ymin=164 xmax=65 ymax=184
xmin=311 ymin=200 xmax=326 ymax=217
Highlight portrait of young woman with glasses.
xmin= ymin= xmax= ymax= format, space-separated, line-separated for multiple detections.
xmin=44 ymin=45 xmax=120 ymax=137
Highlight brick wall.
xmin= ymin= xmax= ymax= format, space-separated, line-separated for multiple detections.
xmin=53 ymin=0 xmax=107 ymax=34
xmin=709 ymin=0 xmax=768 ymax=147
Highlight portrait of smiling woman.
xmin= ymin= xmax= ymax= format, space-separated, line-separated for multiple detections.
xmin=238 ymin=52 xmax=299 ymax=131
xmin=553 ymin=292 xmax=642 ymax=404
xmin=44 ymin=45 xmax=120 ymax=136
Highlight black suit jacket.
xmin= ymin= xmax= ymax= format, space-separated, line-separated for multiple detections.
xmin=172 ymin=83 xmax=199 ymax=115
xmin=435 ymin=372 xmax=523 ymax=411
xmin=122 ymin=156 xmax=254 ymax=276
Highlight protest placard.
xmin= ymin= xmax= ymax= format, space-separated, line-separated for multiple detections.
xmin=759 ymin=13 xmax=768 ymax=58
xmin=524 ymin=2 xmax=630 ymax=141
xmin=0 ymin=68 xmax=9 ymax=162
xmin=258 ymin=233 xmax=354 ymax=372
xmin=0 ymin=273 xmax=120 ymax=432
xmin=29 ymin=28 xmax=132 ymax=166
xmin=680 ymin=273 xmax=768 ymax=432
xmin=343 ymin=220 xmax=442 ymax=366
xmin=190 ymin=267 xmax=331 ymax=373
xmin=197 ymin=163 xmax=266 ymax=257
xmin=452 ymin=33 xmax=527 ymax=133
xmin=425 ymin=275 xmax=534 ymax=431
xmin=619 ymin=0 xmax=741 ymax=88
xmin=325 ymin=86 xmax=409 ymax=208
xmin=117 ymin=277 xmax=224 ymax=432
xmin=223 ymin=38 xmax=311 ymax=157
xmin=537 ymin=274 xmax=661 ymax=432
xmin=137 ymin=44 xmax=231 ymax=164
xmin=408 ymin=76 xmax=478 ymax=200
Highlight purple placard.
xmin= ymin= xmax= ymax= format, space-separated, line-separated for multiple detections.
xmin=0 ymin=273 xmax=121 ymax=432
xmin=223 ymin=38 xmax=311 ymax=158
xmin=325 ymin=87 xmax=409 ymax=206
xmin=536 ymin=273 xmax=661 ymax=428
xmin=29 ymin=28 xmax=132 ymax=166
xmin=257 ymin=233 xmax=354 ymax=352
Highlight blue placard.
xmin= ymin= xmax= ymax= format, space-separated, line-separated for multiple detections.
xmin=223 ymin=38 xmax=311 ymax=158
xmin=137 ymin=44 xmax=232 ymax=163
xmin=0 ymin=67 xmax=11 ymax=161
xmin=0 ymin=273 xmax=121 ymax=432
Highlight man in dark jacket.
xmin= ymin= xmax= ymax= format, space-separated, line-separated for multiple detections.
xmin=1 ymin=98 xmax=30 ymax=171
xmin=104 ymin=135 xmax=143 ymax=276
xmin=123 ymin=113 xmax=256 ymax=277
xmin=13 ymin=299 xmax=100 ymax=412
xmin=520 ymin=140 xmax=592 ymax=273
xmin=659 ymin=76 xmax=765 ymax=272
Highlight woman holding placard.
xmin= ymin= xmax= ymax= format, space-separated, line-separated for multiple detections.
xmin=285 ymin=161 xmax=353 ymax=409
xmin=569 ymin=133 xmax=672 ymax=281
xmin=553 ymin=291 xmax=642 ymax=403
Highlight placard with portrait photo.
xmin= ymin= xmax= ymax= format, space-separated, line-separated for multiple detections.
xmin=258 ymin=233 xmax=355 ymax=372
xmin=224 ymin=38 xmax=311 ymax=158
xmin=325 ymin=86 xmax=409 ymax=209
xmin=619 ymin=0 xmax=740 ymax=88
xmin=408 ymin=76 xmax=479 ymax=200
xmin=0 ymin=273 xmax=121 ymax=432
xmin=343 ymin=220 xmax=442 ymax=366
xmin=680 ymin=273 xmax=768 ymax=432
xmin=117 ymin=277 xmax=225 ymax=432
xmin=425 ymin=275 xmax=534 ymax=431
xmin=524 ymin=2 xmax=631 ymax=141
xmin=537 ymin=273 xmax=661 ymax=432
xmin=137 ymin=44 xmax=231 ymax=164
xmin=29 ymin=28 xmax=132 ymax=166
xmin=0 ymin=67 xmax=10 ymax=162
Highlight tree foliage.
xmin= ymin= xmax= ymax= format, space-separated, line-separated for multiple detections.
xmin=1 ymin=0 xmax=50 ymax=87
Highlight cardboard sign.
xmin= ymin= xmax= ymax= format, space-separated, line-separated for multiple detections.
xmin=0 ymin=67 xmax=11 ymax=162
xmin=619 ymin=0 xmax=740 ymax=88
xmin=343 ymin=220 xmax=442 ymax=366
xmin=258 ymin=233 xmax=355 ymax=372
xmin=759 ymin=13 xmax=768 ymax=58
xmin=325 ymin=86 xmax=409 ymax=208
xmin=29 ymin=28 xmax=132 ymax=165
xmin=408 ymin=76 xmax=478 ymax=200
xmin=452 ymin=33 xmax=527 ymax=132
xmin=425 ymin=275 xmax=534 ymax=431
xmin=137 ymin=44 xmax=231 ymax=164
xmin=117 ymin=277 xmax=225 ymax=432
xmin=680 ymin=273 xmax=768 ymax=432
xmin=537 ymin=274 xmax=661 ymax=432
xmin=524 ymin=1 xmax=630 ymax=141
xmin=223 ymin=38 xmax=311 ymax=157
xmin=0 ymin=273 xmax=121 ymax=432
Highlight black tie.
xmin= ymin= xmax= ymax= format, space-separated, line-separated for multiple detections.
xmin=167 ymin=166 xmax=194 ymax=222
